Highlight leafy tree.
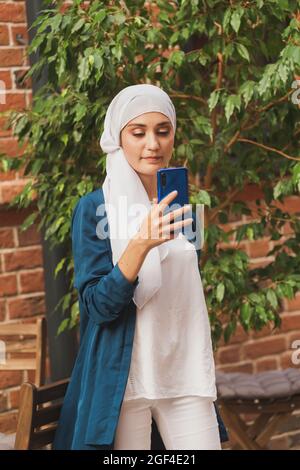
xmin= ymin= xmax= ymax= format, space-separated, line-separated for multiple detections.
xmin=1 ymin=0 xmax=300 ymax=347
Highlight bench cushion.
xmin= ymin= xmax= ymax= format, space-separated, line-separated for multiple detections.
xmin=216 ymin=368 xmax=300 ymax=400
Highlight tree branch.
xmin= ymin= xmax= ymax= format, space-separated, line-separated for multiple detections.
xmin=237 ymin=138 xmax=300 ymax=161
xmin=168 ymin=92 xmax=206 ymax=106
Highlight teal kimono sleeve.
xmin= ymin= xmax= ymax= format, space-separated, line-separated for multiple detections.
xmin=71 ymin=195 xmax=139 ymax=328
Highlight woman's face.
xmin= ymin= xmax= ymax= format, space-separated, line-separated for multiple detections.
xmin=119 ymin=112 xmax=175 ymax=176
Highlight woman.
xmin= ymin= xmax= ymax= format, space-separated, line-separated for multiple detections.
xmin=53 ymin=84 xmax=228 ymax=450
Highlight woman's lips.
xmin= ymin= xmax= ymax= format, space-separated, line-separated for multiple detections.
xmin=143 ymin=157 xmax=163 ymax=163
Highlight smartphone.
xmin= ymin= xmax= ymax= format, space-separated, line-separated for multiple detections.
xmin=157 ymin=167 xmax=189 ymax=206
xmin=157 ymin=167 xmax=190 ymax=236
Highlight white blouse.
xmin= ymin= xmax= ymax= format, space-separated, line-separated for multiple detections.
xmin=123 ymin=231 xmax=217 ymax=401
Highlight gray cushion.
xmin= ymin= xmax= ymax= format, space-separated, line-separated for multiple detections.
xmin=0 ymin=432 xmax=15 ymax=450
xmin=216 ymin=368 xmax=300 ymax=400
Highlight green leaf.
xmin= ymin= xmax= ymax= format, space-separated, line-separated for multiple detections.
xmin=240 ymin=303 xmax=251 ymax=327
xmin=239 ymin=80 xmax=255 ymax=107
xmin=249 ymin=293 xmax=261 ymax=304
xmin=94 ymin=10 xmax=106 ymax=24
xmin=57 ymin=318 xmax=70 ymax=336
xmin=236 ymin=43 xmax=250 ymax=62
xmin=225 ymin=95 xmax=241 ymax=122
xmin=54 ymin=257 xmax=66 ymax=279
xmin=223 ymin=9 xmax=231 ymax=32
xmin=71 ymin=18 xmax=85 ymax=34
xmin=230 ymin=8 xmax=244 ymax=33
xmin=20 ymin=212 xmax=38 ymax=232
xmin=267 ymin=289 xmax=278 ymax=309
xmin=246 ymin=227 xmax=254 ymax=240
xmin=208 ymin=89 xmax=222 ymax=112
xmin=216 ymin=283 xmax=225 ymax=302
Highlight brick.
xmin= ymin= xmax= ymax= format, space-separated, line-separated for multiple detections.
xmin=4 ymin=247 xmax=42 ymax=271
xmin=255 ymin=357 xmax=278 ymax=372
xmin=0 ymin=370 xmax=22 ymax=389
xmin=217 ymin=345 xmax=241 ymax=364
xmin=281 ymin=312 xmax=300 ymax=331
xmin=0 ymin=299 xmax=6 ymax=320
xmin=26 ymin=90 xmax=32 ymax=105
xmin=251 ymin=323 xmax=274 ymax=339
xmin=275 ymin=196 xmax=300 ymax=215
xmin=287 ymin=329 xmax=300 ymax=340
xmin=0 ymin=115 xmax=12 ymax=138
xmin=0 ymin=25 xmax=9 ymax=45
xmin=233 ymin=184 xmax=264 ymax=202
xmin=0 ymin=92 xmax=27 ymax=112
xmin=11 ymin=25 xmax=29 ymax=46
xmin=249 ymin=258 xmax=273 ymax=269
xmin=279 ymin=351 xmax=300 ymax=369
xmin=0 ymin=207 xmax=36 ymax=228
xmin=0 ymin=391 xmax=8 ymax=410
xmin=20 ymin=270 xmax=45 ymax=294
xmin=9 ymin=388 xmax=20 ymax=409
xmin=248 ymin=239 xmax=272 ymax=258
xmin=216 ymin=362 xmax=253 ymax=373
xmin=1 ymin=180 xmax=31 ymax=204
xmin=13 ymin=69 xmax=32 ymax=89
xmin=0 ymin=273 xmax=17 ymax=296
xmin=243 ymin=200 xmax=268 ymax=221
xmin=0 ymin=49 xmax=25 ymax=67
xmin=0 ymin=137 xmax=26 ymax=157
xmin=8 ymin=294 xmax=45 ymax=318
xmin=0 ymin=170 xmax=17 ymax=181
xmin=283 ymin=293 xmax=300 ymax=311
xmin=0 ymin=3 xmax=26 ymax=22
xmin=243 ymin=336 xmax=286 ymax=359
xmin=17 ymin=224 xmax=41 ymax=247
xmin=0 ymin=411 xmax=18 ymax=434
xmin=282 ymin=221 xmax=292 ymax=235
xmin=0 ymin=228 xmax=15 ymax=248
xmin=16 ymin=163 xmax=26 ymax=178
xmin=218 ymin=324 xmax=249 ymax=346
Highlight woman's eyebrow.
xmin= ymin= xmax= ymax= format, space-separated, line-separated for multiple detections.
xmin=127 ymin=121 xmax=171 ymax=128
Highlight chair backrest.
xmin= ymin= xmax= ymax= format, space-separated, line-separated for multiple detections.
xmin=14 ymin=378 xmax=69 ymax=450
xmin=0 ymin=317 xmax=47 ymax=387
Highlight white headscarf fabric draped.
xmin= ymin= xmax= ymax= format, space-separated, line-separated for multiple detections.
xmin=99 ymin=84 xmax=176 ymax=309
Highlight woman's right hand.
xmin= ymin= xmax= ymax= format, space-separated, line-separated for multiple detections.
xmin=133 ymin=190 xmax=193 ymax=252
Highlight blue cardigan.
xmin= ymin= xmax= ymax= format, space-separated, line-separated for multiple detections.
xmin=53 ymin=188 xmax=228 ymax=449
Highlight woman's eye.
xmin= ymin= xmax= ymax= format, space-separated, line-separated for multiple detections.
xmin=133 ymin=131 xmax=169 ymax=137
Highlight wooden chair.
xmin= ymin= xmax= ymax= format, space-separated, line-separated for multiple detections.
xmin=0 ymin=317 xmax=47 ymax=387
xmin=216 ymin=368 xmax=300 ymax=450
xmin=14 ymin=379 xmax=69 ymax=450
xmin=0 ymin=317 xmax=47 ymax=449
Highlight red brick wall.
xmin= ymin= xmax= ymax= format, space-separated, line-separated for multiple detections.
xmin=0 ymin=0 xmax=300 ymax=448
xmin=215 ymin=192 xmax=300 ymax=376
xmin=0 ymin=0 xmax=46 ymax=434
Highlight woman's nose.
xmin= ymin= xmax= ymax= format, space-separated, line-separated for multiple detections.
xmin=146 ymin=133 xmax=160 ymax=150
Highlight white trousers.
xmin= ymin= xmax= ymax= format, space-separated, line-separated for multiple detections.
xmin=114 ymin=396 xmax=221 ymax=450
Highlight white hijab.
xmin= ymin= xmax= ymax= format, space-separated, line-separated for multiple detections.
xmin=99 ymin=84 xmax=176 ymax=309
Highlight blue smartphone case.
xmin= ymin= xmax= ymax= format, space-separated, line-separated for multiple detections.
xmin=157 ymin=167 xmax=189 ymax=207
